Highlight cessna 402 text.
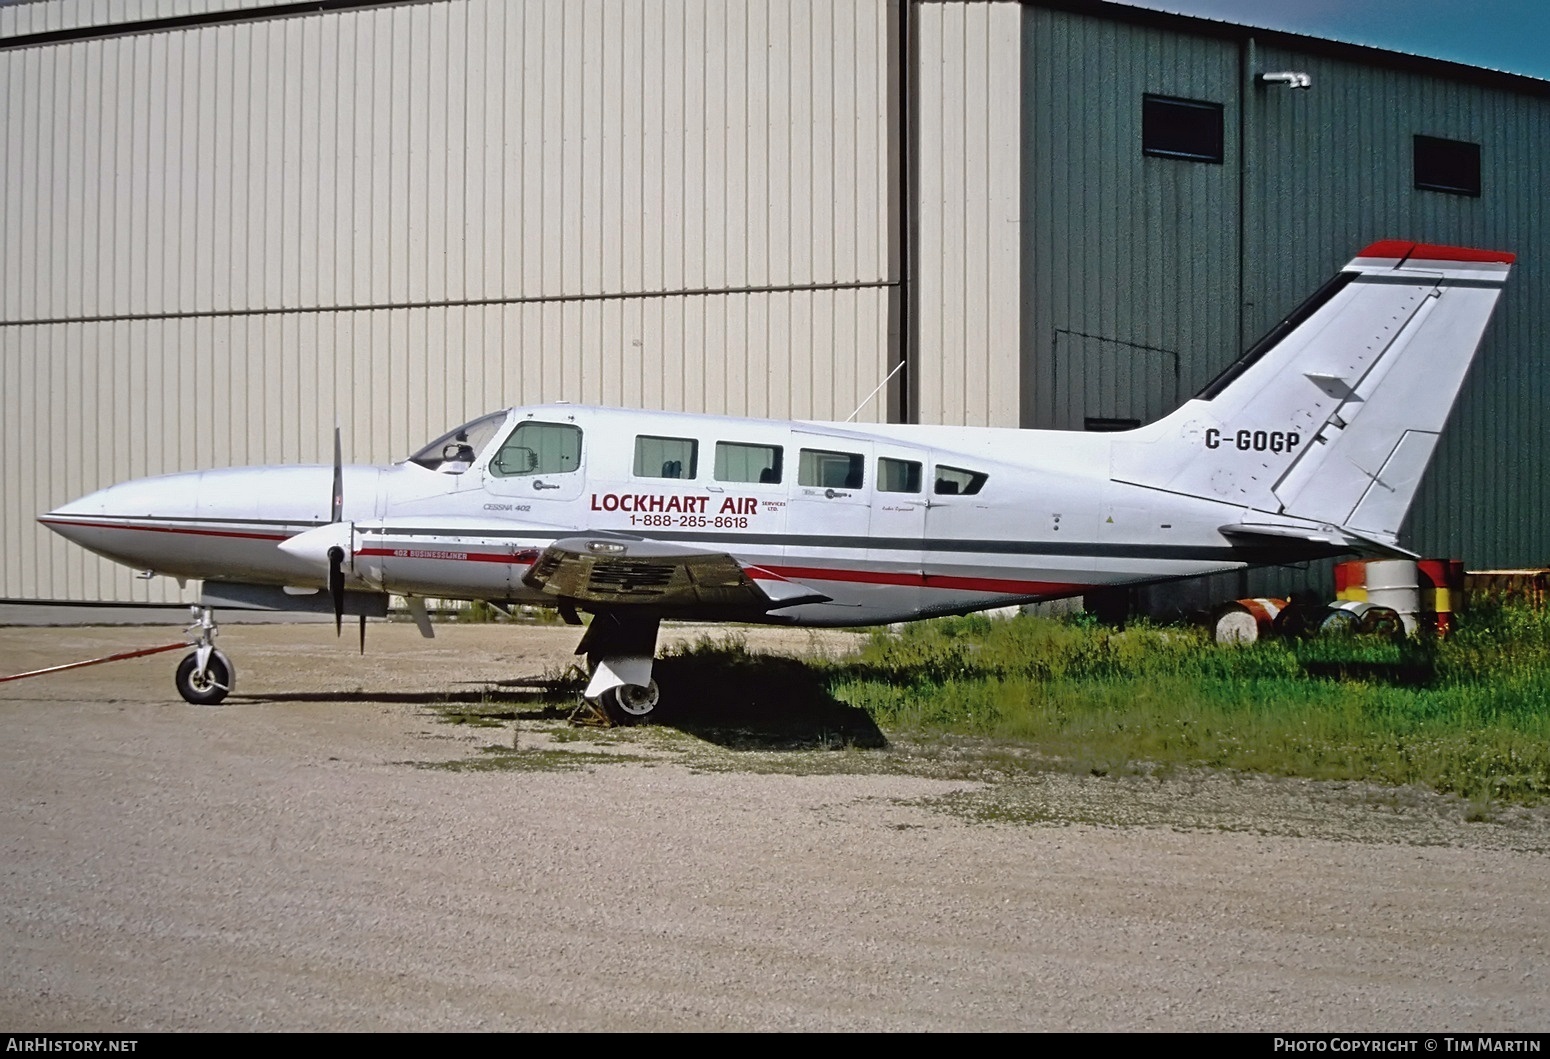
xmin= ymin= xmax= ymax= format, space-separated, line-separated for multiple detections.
xmin=42 ymin=241 xmax=1514 ymax=722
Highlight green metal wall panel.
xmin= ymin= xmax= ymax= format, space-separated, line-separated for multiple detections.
xmin=1021 ymin=6 xmax=1241 ymax=432
xmin=1023 ymin=5 xmax=1550 ymax=570
xmin=1240 ymin=42 xmax=1550 ymax=568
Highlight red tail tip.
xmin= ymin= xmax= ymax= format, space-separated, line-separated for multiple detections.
xmin=1356 ymin=240 xmax=1515 ymax=265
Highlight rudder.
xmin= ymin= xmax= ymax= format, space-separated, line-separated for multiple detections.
xmin=1112 ymin=241 xmax=1514 ymax=549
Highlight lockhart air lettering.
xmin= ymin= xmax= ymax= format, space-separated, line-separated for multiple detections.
xmin=590 ymin=493 xmax=710 ymax=514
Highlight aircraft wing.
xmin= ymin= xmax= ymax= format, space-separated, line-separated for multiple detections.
xmin=522 ymin=535 xmax=830 ymax=612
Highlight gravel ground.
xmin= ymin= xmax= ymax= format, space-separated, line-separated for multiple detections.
xmin=1 ymin=622 xmax=1547 ymax=1032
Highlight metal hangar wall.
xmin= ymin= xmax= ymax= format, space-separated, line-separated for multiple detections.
xmin=2 ymin=0 xmax=1545 ymax=606
xmin=2 ymin=0 xmax=907 ymax=604
xmin=1014 ymin=2 xmax=1550 ymax=596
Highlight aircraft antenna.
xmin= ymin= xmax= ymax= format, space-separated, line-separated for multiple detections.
xmin=844 ymin=360 xmax=905 ymax=423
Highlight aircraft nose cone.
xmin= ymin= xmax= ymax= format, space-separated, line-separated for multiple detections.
xmin=44 ymin=475 xmax=196 ymax=521
xmin=42 ymin=464 xmax=381 ymax=583
xmin=39 ymin=473 xmax=207 ymax=565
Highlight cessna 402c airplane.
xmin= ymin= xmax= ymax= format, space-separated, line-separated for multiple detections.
xmin=41 ymin=240 xmax=1514 ymax=722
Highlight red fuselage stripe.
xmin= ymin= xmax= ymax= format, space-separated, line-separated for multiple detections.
xmin=38 ymin=517 xmax=290 ymax=542
xmin=355 ymin=547 xmax=541 ymax=565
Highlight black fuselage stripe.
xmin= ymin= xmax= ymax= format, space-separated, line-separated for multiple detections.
xmin=369 ymin=526 xmax=1298 ymax=563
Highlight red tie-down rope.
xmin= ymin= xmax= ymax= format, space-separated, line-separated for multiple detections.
xmin=0 ymin=641 xmax=188 ymax=683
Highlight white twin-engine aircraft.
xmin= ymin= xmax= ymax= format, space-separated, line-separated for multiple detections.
xmin=42 ymin=240 xmax=1514 ymax=721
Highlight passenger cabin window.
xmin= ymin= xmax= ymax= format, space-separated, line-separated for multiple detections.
xmin=877 ymin=457 xmax=922 ymax=493
xmin=715 ymin=441 xmax=783 ymax=484
xmin=634 ymin=435 xmax=698 ymax=480
xmin=934 ymin=465 xmax=988 ymax=496
xmin=489 ymin=421 xmax=582 ymax=478
xmin=799 ymin=449 xmax=864 ymax=490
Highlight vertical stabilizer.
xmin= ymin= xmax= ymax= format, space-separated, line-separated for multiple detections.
xmin=1112 ymin=241 xmax=1514 ymax=549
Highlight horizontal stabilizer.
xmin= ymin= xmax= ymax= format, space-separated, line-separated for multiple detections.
xmin=1218 ymin=522 xmax=1419 ymax=560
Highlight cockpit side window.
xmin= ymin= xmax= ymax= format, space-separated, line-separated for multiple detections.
xmin=408 ymin=411 xmax=508 ymax=473
xmin=490 ymin=421 xmax=583 ymax=478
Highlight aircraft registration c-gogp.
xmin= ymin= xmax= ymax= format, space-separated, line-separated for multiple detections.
xmin=40 ymin=240 xmax=1515 ymax=721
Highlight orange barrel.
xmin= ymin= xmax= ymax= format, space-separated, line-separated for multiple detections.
xmin=1273 ymin=598 xmax=1326 ymax=639
xmin=1212 ymin=598 xmax=1287 ymax=643
xmin=1334 ymin=560 xmax=1368 ymax=602
xmin=1418 ymin=559 xmax=1466 ymax=636
xmin=1364 ymin=559 xmax=1420 ymax=635
xmin=1358 ymin=604 xmax=1406 ymax=638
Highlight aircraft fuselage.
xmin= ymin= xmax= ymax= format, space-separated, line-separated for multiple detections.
xmin=41 ymin=404 xmax=1273 ymax=626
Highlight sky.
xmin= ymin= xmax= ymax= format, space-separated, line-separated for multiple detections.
xmin=1113 ymin=0 xmax=1550 ymax=81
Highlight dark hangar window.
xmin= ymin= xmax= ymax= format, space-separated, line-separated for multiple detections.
xmin=1142 ymin=94 xmax=1224 ymax=164
xmin=1414 ymin=135 xmax=1481 ymax=197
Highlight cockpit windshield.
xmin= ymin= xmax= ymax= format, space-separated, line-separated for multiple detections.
xmin=407 ymin=411 xmax=509 ymax=473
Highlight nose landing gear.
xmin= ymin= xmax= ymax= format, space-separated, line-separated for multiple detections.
xmin=174 ymin=606 xmax=235 ymax=705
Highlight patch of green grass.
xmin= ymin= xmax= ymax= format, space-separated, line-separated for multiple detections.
xmin=425 ymin=682 xmax=576 ymax=727
xmin=813 ymin=605 xmax=1550 ymax=806
xmin=431 ymin=708 xmax=511 ymax=728
xmin=414 ymin=745 xmax=646 ymax=772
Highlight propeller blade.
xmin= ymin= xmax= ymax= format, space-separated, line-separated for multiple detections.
xmin=327 ymin=545 xmax=345 ymax=636
xmin=359 ymin=614 xmax=367 ymax=655
xmin=331 ymin=426 xmax=344 ymax=524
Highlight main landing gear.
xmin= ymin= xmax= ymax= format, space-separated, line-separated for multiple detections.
xmin=572 ymin=679 xmax=663 ymax=727
xmin=174 ymin=606 xmax=235 ymax=705
xmin=569 ymin=612 xmax=663 ymax=727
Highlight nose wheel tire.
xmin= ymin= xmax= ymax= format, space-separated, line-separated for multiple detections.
xmin=601 ymin=680 xmax=660 ymax=725
xmin=175 ymin=650 xmax=233 ymax=705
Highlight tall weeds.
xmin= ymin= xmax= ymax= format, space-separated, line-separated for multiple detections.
xmin=822 ymin=604 xmax=1550 ymax=803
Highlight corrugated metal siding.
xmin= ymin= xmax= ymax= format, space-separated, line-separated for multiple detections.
xmin=2 ymin=0 xmax=892 ymax=317
xmin=0 ymin=0 xmax=278 ymax=38
xmin=1021 ymin=7 xmax=1241 ymax=430
xmin=910 ymin=0 xmax=1021 ymax=428
xmin=1 ymin=0 xmax=896 ymax=602
xmin=7 ymin=290 xmax=888 ymax=603
xmin=1241 ymin=42 xmax=1550 ymax=568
